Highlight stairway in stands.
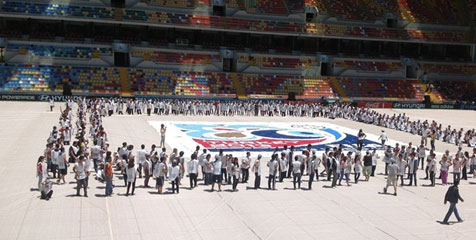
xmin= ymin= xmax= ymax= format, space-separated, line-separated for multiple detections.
xmin=231 ymin=73 xmax=247 ymax=100
xmin=119 ymin=68 xmax=132 ymax=97
xmin=417 ymin=79 xmax=442 ymax=103
xmin=329 ymin=77 xmax=349 ymax=101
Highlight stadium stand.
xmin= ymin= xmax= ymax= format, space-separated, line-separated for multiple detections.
xmin=337 ymin=78 xmax=425 ymax=101
xmin=144 ymin=0 xmax=197 ymax=8
xmin=245 ymin=0 xmax=289 ymax=15
xmin=0 ymin=65 xmax=121 ymax=94
xmin=334 ymin=60 xmax=403 ymax=73
xmin=239 ymin=55 xmax=317 ymax=69
xmin=421 ymin=63 xmax=476 ymax=75
xmin=7 ymin=43 xmax=111 ymax=59
xmin=132 ymin=49 xmax=221 ymax=65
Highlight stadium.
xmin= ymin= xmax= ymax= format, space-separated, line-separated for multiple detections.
xmin=0 ymin=0 xmax=475 ymax=239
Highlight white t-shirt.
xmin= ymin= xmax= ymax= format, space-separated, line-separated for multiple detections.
xmin=267 ymin=160 xmax=278 ymax=175
xmin=155 ymin=162 xmax=166 ymax=177
xmin=137 ymin=150 xmax=147 ymax=164
xmin=188 ymin=159 xmax=199 ymax=174
xmin=292 ymin=161 xmax=302 ymax=174
xmin=213 ymin=161 xmax=222 ymax=175
xmin=90 ymin=145 xmax=101 ymax=159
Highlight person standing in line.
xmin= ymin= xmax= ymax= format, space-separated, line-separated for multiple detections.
xmin=357 ymin=129 xmax=366 ymax=150
xmin=204 ymin=154 xmax=213 ymax=185
xmin=417 ymin=143 xmax=426 ymax=171
xmin=51 ymin=144 xmax=60 ymax=179
xmin=354 ymin=153 xmax=362 ymax=184
xmin=378 ymin=130 xmax=388 ymax=149
xmin=430 ymin=130 xmax=436 ymax=152
xmin=383 ymin=159 xmax=399 ymax=196
xmin=396 ymin=154 xmax=407 ymax=186
xmin=188 ymin=154 xmax=199 ymax=188
xmin=170 ymin=161 xmax=180 ymax=194
xmin=252 ymin=154 xmax=262 ymax=189
xmin=383 ymin=146 xmax=393 ymax=176
xmin=198 ymin=149 xmax=208 ymax=180
xmin=241 ymin=152 xmax=251 ymax=183
xmin=73 ymin=156 xmax=88 ymax=197
xmin=308 ymin=155 xmax=316 ymax=189
xmin=453 ymin=154 xmax=462 ymax=184
xmin=428 ymin=153 xmax=437 ymax=187
xmin=154 ymin=157 xmax=167 ymax=194
xmin=278 ymin=152 xmax=288 ymax=182
xmin=363 ymin=151 xmax=372 ymax=181
xmin=143 ymin=154 xmax=151 ymax=188
xmin=267 ymin=155 xmax=278 ymax=190
xmin=408 ymin=153 xmax=418 ymax=186
xmin=371 ymin=149 xmax=378 ymax=177
xmin=136 ymin=144 xmax=147 ymax=178
xmin=322 ymin=148 xmax=330 ymax=180
xmin=441 ymin=179 xmax=464 ymax=224
xmin=160 ymin=124 xmax=166 ymax=148
xmin=90 ymin=140 xmax=102 ymax=173
xmin=330 ymin=152 xmax=340 ymax=188
xmin=211 ymin=155 xmax=222 ymax=192
xmin=56 ymin=147 xmax=68 ymax=185
xmin=462 ymin=151 xmax=470 ymax=181
xmin=104 ymin=156 xmax=113 ymax=196
xmin=37 ymin=156 xmax=47 ymax=190
xmin=231 ymin=158 xmax=240 ymax=191
xmin=313 ymin=154 xmax=321 ymax=182
xmin=126 ymin=158 xmax=137 ymax=196
xmin=439 ymin=155 xmax=451 ymax=186
xmin=49 ymin=98 xmax=54 ymax=112
xmin=292 ymin=156 xmax=302 ymax=190
xmin=287 ymin=146 xmax=295 ymax=178
xmin=471 ymin=148 xmax=476 ymax=177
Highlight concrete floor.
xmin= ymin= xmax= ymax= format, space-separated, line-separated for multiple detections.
xmin=0 ymin=101 xmax=475 ymax=240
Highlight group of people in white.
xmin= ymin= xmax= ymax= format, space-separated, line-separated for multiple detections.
xmin=90 ymin=98 xmax=476 ymax=148
xmin=37 ymin=97 xmax=476 ymax=200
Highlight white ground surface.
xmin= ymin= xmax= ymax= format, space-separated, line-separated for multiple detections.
xmin=0 ymin=102 xmax=475 ymax=240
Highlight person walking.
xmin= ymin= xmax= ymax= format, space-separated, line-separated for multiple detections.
xmin=441 ymin=179 xmax=464 ymax=224
xmin=383 ymin=159 xmax=399 ymax=196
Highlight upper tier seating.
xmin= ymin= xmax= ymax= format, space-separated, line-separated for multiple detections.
xmin=132 ymin=49 xmax=221 ymax=64
xmin=301 ymin=77 xmax=336 ymax=99
xmin=239 ymin=55 xmax=317 ymax=69
xmin=305 ymin=0 xmax=467 ymax=25
xmin=1 ymin=1 xmax=471 ymax=43
xmin=337 ymin=78 xmax=425 ymax=101
xmin=143 ymin=0 xmax=196 ymax=8
xmin=128 ymin=69 xmax=236 ymax=96
xmin=7 ymin=43 xmax=111 ymax=59
xmin=421 ymin=63 xmax=476 ymax=75
xmin=432 ymin=80 xmax=476 ymax=102
xmin=245 ymin=0 xmax=288 ymax=15
xmin=335 ymin=60 xmax=403 ymax=72
xmin=0 ymin=65 xmax=121 ymax=94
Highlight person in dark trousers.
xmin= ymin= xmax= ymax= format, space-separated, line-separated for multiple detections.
xmin=252 ymin=154 xmax=262 ymax=189
xmin=40 ymin=179 xmax=53 ymax=200
xmin=287 ymin=146 xmax=295 ymax=178
xmin=441 ymin=179 xmax=464 ymax=224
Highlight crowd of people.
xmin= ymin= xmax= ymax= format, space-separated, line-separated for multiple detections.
xmin=89 ymin=98 xmax=476 ymax=148
xmin=37 ymin=97 xmax=474 ymax=224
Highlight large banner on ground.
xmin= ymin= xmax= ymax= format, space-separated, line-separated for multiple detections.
xmin=149 ymin=121 xmax=394 ymax=155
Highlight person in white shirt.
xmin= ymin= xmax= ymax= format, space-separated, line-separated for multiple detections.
xmin=57 ymin=147 xmax=68 ymax=185
xmin=453 ymin=154 xmax=462 ymax=184
xmin=252 ymin=154 xmax=262 ymax=189
xmin=241 ymin=152 xmax=251 ymax=183
xmin=188 ymin=155 xmax=199 ymax=188
xmin=90 ymin=141 xmax=102 ymax=173
xmin=428 ymin=153 xmax=437 ymax=186
xmin=292 ymin=156 xmax=302 ymax=190
xmin=198 ymin=149 xmax=207 ymax=180
xmin=170 ymin=161 xmax=180 ymax=194
xmin=396 ymin=154 xmax=407 ymax=186
xmin=211 ymin=156 xmax=222 ymax=192
xmin=439 ymin=155 xmax=451 ymax=185
xmin=160 ymin=124 xmax=166 ymax=148
xmin=126 ymin=158 xmax=137 ymax=196
xmin=267 ymin=156 xmax=278 ymax=190
xmin=417 ymin=144 xmax=426 ymax=170
xmin=308 ymin=155 xmax=317 ymax=189
xmin=378 ymin=130 xmax=388 ymax=149
xmin=408 ymin=153 xmax=418 ymax=186
xmin=36 ymin=156 xmax=48 ymax=190
xmin=137 ymin=144 xmax=147 ymax=178
xmin=231 ymin=158 xmax=240 ymax=191
xmin=279 ymin=152 xmax=288 ymax=182
xmin=73 ymin=156 xmax=88 ymax=197
xmin=49 ymin=98 xmax=54 ymax=112
xmin=154 ymin=157 xmax=167 ymax=194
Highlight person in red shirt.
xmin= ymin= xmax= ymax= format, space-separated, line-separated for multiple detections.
xmin=105 ymin=157 xmax=113 ymax=196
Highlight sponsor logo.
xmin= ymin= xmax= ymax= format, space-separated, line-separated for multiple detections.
xmin=393 ymin=102 xmax=425 ymax=109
